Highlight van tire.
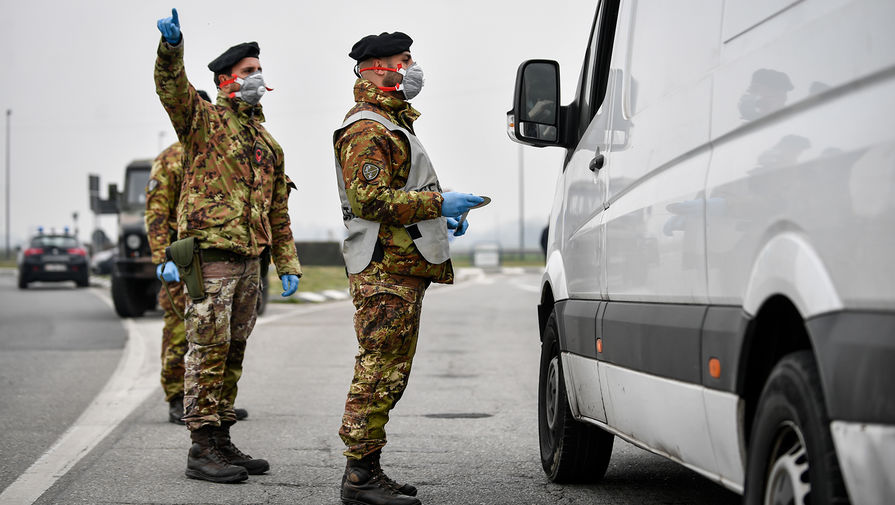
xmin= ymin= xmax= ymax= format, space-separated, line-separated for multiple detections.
xmin=538 ymin=310 xmax=614 ymax=483
xmin=744 ymin=351 xmax=849 ymax=505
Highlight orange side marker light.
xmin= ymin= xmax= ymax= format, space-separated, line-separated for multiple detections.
xmin=709 ymin=358 xmax=721 ymax=379
xmin=596 ymin=338 xmax=603 ymax=354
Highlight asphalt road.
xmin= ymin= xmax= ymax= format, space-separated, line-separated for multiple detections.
xmin=2 ymin=270 xmax=741 ymax=505
xmin=0 ymin=273 xmax=125 ymax=492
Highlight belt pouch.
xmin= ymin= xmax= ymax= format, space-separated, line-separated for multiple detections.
xmin=166 ymin=237 xmax=205 ymax=301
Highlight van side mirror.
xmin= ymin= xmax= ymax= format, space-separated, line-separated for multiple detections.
xmin=508 ymin=59 xmax=562 ymax=147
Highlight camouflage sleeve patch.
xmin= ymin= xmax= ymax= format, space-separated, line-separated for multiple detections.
xmin=362 ymin=163 xmax=381 ymax=182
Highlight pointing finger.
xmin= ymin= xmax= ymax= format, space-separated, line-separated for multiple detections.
xmin=171 ymin=8 xmax=179 ymax=26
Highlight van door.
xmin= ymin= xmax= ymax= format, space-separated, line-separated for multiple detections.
xmin=596 ymin=0 xmax=724 ymax=476
xmin=560 ymin=0 xmax=616 ymax=301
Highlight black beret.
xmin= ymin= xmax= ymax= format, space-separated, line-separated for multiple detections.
xmin=207 ymin=41 xmax=260 ymax=75
xmin=349 ymin=32 xmax=413 ymax=62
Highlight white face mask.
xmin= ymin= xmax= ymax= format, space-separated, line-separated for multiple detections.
xmin=222 ymin=71 xmax=272 ymax=105
xmin=358 ymin=62 xmax=425 ymax=100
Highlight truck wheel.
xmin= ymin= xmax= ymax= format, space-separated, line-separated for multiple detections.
xmin=538 ymin=310 xmax=614 ymax=483
xmin=111 ymin=271 xmax=146 ymax=317
xmin=17 ymin=274 xmax=27 ymax=290
xmin=744 ymin=351 xmax=849 ymax=505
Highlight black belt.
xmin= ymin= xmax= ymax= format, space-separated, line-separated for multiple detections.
xmin=200 ymin=248 xmax=254 ymax=263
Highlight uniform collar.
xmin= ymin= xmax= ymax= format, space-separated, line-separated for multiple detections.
xmin=216 ymin=90 xmax=266 ymax=122
xmin=353 ymin=79 xmax=420 ymax=126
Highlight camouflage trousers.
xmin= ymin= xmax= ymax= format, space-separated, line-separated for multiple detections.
xmin=340 ymin=265 xmax=428 ymax=459
xmin=182 ymin=258 xmax=260 ymax=431
xmin=157 ymin=280 xmax=187 ymax=401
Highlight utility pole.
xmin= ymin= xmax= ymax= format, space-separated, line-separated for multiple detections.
xmin=518 ymin=144 xmax=525 ymax=260
xmin=5 ymin=109 xmax=10 ymax=260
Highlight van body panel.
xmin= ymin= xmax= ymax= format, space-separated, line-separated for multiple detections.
xmin=543 ymin=250 xmax=569 ymax=302
xmin=600 ymin=301 xmax=705 ymax=384
xmin=722 ymin=0 xmax=805 ymax=44
xmin=562 ymin=353 xmax=607 ymax=422
xmin=598 ymin=361 xmax=718 ymax=476
xmin=831 ymin=422 xmax=895 ymax=505
xmin=603 ymin=0 xmax=718 ymax=303
xmin=703 ymin=388 xmax=745 ymax=490
xmin=807 ymin=311 xmax=895 ymax=424
xmin=739 ymin=233 xmax=843 ymax=318
xmin=561 ymin=97 xmax=611 ymax=300
xmin=707 ymin=80 xmax=895 ymax=309
xmin=604 ymin=152 xmax=710 ymax=303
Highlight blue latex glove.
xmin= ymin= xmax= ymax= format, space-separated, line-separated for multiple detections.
xmin=156 ymin=8 xmax=182 ymax=45
xmin=156 ymin=261 xmax=180 ymax=282
xmin=446 ymin=216 xmax=469 ymax=237
xmin=281 ymin=274 xmax=300 ymax=297
xmin=441 ymin=192 xmax=484 ymax=218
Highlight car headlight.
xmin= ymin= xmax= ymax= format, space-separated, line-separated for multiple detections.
xmin=125 ymin=234 xmax=142 ymax=250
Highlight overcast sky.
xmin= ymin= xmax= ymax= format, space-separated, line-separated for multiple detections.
xmin=1 ymin=1 xmax=595 ymax=250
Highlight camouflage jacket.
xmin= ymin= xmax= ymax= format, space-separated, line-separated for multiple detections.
xmin=145 ymin=142 xmax=184 ymax=265
xmin=334 ymin=79 xmax=452 ymax=283
xmin=154 ymin=37 xmax=301 ymax=277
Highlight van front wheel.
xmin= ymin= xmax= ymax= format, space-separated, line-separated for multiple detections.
xmin=744 ymin=351 xmax=849 ymax=505
xmin=538 ymin=310 xmax=614 ymax=483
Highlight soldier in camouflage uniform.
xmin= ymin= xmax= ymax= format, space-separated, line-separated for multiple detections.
xmin=155 ymin=8 xmax=302 ymax=484
xmin=145 ymin=141 xmax=189 ymax=423
xmin=334 ymin=32 xmax=484 ymax=505
xmin=145 ymin=116 xmax=249 ymax=426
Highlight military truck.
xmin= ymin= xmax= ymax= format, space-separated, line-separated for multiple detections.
xmin=111 ymin=159 xmax=159 ymax=317
xmin=109 ymin=159 xmax=269 ymax=318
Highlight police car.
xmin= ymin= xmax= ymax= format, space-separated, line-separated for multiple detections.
xmin=18 ymin=230 xmax=90 ymax=289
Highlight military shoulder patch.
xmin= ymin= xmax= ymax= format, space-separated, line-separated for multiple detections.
xmin=361 ymin=163 xmax=381 ymax=182
xmin=147 ymin=179 xmax=159 ymax=192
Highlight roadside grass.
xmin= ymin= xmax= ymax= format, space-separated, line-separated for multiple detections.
xmin=450 ymin=251 xmax=546 ymax=268
xmin=270 ymin=265 xmax=348 ymax=303
xmin=0 ymin=259 xmax=15 ymax=269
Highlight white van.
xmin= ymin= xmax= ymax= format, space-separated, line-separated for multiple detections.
xmin=507 ymin=1 xmax=895 ymax=503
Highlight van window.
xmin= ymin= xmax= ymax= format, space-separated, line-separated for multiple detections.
xmin=576 ymin=0 xmax=621 ymax=137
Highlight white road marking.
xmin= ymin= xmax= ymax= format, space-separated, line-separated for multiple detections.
xmin=0 ymin=288 xmax=158 ymax=505
xmin=0 ymin=287 xmax=350 ymax=504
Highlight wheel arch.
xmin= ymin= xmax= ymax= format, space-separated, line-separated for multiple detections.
xmin=738 ymin=230 xmax=843 ymax=445
xmin=538 ymin=250 xmax=568 ymax=341
xmin=738 ymin=295 xmax=814 ymax=448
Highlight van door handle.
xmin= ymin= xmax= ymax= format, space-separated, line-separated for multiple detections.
xmin=589 ymin=149 xmax=605 ymax=172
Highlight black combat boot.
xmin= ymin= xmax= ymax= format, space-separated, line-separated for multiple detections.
xmin=185 ymin=426 xmax=248 ymax=483
xmin=213 ymin=421 xmax=269 ymax=475
xmin=235 ymin=407 xmax=249 ymax=420
xmin=369 ymin=450 xmax=417 ymax=496
xmin=168 ymin=394 xmax=185 ymax=425
xmin=341 ymin=455 xmax=421 ymax=505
